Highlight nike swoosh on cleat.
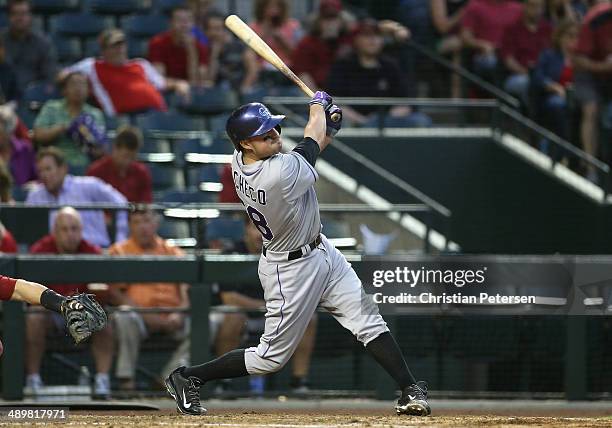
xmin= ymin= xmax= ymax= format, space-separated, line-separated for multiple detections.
xmin=408 ymin=395 xmax=416 ymax=400
xmin=182 ymin=389 xmax=192 ymax=409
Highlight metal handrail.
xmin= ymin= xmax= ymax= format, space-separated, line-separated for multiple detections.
xmin=266 ymin=97 xmax=500 ymax=108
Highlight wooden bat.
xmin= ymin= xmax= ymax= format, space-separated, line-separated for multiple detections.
xmin=225 ymin=14 xmax=340 ymax=122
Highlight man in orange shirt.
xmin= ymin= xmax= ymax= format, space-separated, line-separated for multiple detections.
xmin=109 ymin=205 xmax=189 ymax=390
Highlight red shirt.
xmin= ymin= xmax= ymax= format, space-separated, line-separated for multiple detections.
xmin=291 ymin=34 xmax=354 ymax=89
xmin=86 ymin=155 xmax=153 ymax=203
xmin=65 ymin=58 xmax=167 ymax=116
xmin=500 ymin=17 xmax=552 ymax=69
xmin=0 ymin=275 xmax=17 ymax=301
xmin=148 ymin=31 xmax=209 ymax=80
xmin=218 ymin=164 xmax=239 ymax=203
xmin=574 ymin=3 xmax=612 ymax=75
xmin=30 ymin=235 xmax=102 ymax=296
xmin=462 ymin=0 xmax=523 ymax=48
xmin=0 ymin=229 xmax=17 ymax=253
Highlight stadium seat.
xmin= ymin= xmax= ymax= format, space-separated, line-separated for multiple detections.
xmin=156 ymin=0 xmax=186 ymax=14
xmin=83 ymin=37 xmax=100 ymax=58
xmin=205 ymin=217 xmax=244 ymax=243
xmin=135 ymin=110 xmax=205 ymax=133
xmin=49 ymin=13 xmax=113 ymax=38
xmin=121 ymin=14 xmax=168 ymax=38
xmin=89 ymin=0 xmax=148 ymax=16
xmin=127 ymin=37 xmax=149 ymax=59
xmin=148 ymin=163 xmax=184 ymax=191
xmin=31 ymin=0 xmax=80 ymax=15
xmin=22 ymin=81 xmax=60 ymax=111
xmin=52 ymin=36 xmax=83 ymax=64
xmin=177 ymin=87 xmax=239 ymax=116
xmin=186 ymin=164 xmax=221 ymax=189
xmin=158 ymin=217 xmax=191 ymax=239
xmin=141 ymin=137 xmax=171 ymax=154
xmin=159 ymin=190 xmax=213 ymax=203
xmin=174 ymin=135 xmax=231 ymax=158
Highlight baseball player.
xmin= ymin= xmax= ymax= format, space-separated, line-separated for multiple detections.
xmin=0 ymin=275 xmax=107 ymax=352
xmin=165 ymin=92 xmax=430 ymax=416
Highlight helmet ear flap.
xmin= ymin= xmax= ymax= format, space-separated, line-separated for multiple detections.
xmin=274 ymin=124 xmax=282 ymax=135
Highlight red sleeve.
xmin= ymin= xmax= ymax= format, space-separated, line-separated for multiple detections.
xmin=14 ymin=118 xmax=31 ymax=142
xmin=291 ymin=37 xmax=311 ymax=76
xmin=218 ymin=164 xmax=239 ymax=203
xmin=197 ymin=42 xmax=209 ymax=65
xmin=574 ymin=20 xmax=594 ymax=57
xmin=0 ymin=275 xmax=17 ymax=301
xmin=461 ymin=2 xmax=479 ymax=32
xmin=0 ymin=230 xmax=18 ymax=253
xmin=148 ymin=35 xmax=164 ymax=64
xmin=81 ymin=240 xmax=102 ymax=254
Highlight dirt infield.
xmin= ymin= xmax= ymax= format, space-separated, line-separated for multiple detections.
xmin=13 ymin=411 xmax=610 ymax=427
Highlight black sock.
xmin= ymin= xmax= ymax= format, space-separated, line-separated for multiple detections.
xmin=40 ymin=289 xmax=66 ymax=313
xmin=183 ymin=349 xmax=248 ymax=382
xmin=366 ymin=332 xmax=416 ymax=390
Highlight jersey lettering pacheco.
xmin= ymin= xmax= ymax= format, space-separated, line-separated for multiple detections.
xmin=231 ymin=144 xmax=321 ymax=252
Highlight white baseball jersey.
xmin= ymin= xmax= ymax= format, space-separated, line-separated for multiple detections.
xmin=231 ymin=146 xmax=322 ymax=252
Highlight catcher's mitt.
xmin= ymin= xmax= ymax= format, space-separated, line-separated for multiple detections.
xmin=61 ymin=294 xmax=108 ymax=344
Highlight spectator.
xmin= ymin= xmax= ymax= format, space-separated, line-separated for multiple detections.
xmin=109 ymin=206 xmax=189 ymax=391
xmin=532 ymin=20 xmax=579 ymax=141
xmin=26 ymin=147 xmax=128 ymax=248
xmin=291 ymin=0 xmax=355 ymax=90
xmin=201 ymin=10 xmax=259 ymax=93
xmin=249 ymin=0 xmax=303 ymax=89
xmin=87 ymin=125 xmax=152 ymax=203
xmin=0 ymin=220 xmax=17 ymax=253
xmin=33 ymin=72 xmax=106 ymax=173
xmin=327 ymin=19 xmax=432 ymax=127
xmin=0 ymin=104 xmax=36 ymax=185
xmin=0 ymin=38 xmax=19 ymax=103
xmin=0 ymin=0 xmax=57 ymax=93
xmin=461 ymin=0 xmax=523 ymax=83
xmin=572 ymin=0 xmax=612 ymax=177
xmin=188 ymin=0 xmax=215 ymax=45
xmin=500 ymin=0 xmax=552 ymax=106
xmin=431 ymin=0 xmax=469 ymax=98
xmin=26 ymin=207 xmax=114 ymax=399
xmin=149 ymin=6 xmax=209 ymax=85
xmin=61 ymin=29 xmax=190 ymax=117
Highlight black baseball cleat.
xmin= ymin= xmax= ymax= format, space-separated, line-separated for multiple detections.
xmin=396 ymin=381 xmax=431 ymax=416
xmin=165 ymin=366 xmax=207 ymax=415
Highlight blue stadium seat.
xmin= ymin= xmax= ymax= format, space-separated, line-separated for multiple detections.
xmin=141 ymin=137 xmax=171 ymax=154
xmin=22 ymin=81 xmax=60 ymax=111
xmin=206 ymin=217 xmax=244 ymax=243
xmin=52 ymin=36 xmax=82 ymax=64
xmin=186 ymin=164 xmax=221 ymax=188
xmin=31 ymin=0 xmax=80 ymax=15
xmin=121 ymin=14 xmax=168 ymax=38
xmin=135 ymin=110 xmax=205 ymax=132
xmin=127 ymin=37 xmax=149 ymax=59
xmin=49 ymin=13 xmax=113 ymax=38
xmin=148 ymin=163 xmax=184 ymax=191
xmin=156 ymin=0 xmax=186 ymax=14
xmin=158 ymin=218 xmax=190 ymax=239
xmin=89 ymin=0 xmax=148 ymax=16
xmin=174 ymin=136 xmax=230 ymax=157
xmin=83 ymin=37 xmax=100 ymax=57
xmin=160 ymin=190 xmax=213 ymax=203
xmin=177 ymin=87 xmax=239 ymax=115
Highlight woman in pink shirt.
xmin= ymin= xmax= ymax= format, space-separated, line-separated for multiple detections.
xmin=248 ymin=0 xmax=303 ymax=94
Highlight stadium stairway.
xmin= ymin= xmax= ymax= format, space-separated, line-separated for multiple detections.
xmin=299 ymin=126 xmax=612 ymax=254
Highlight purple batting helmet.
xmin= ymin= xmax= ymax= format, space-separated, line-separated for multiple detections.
xmin=226 ymin=102 xmax=285 ymax=151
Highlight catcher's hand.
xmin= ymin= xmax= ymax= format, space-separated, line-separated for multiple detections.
xmin=61 ymin=294 xmax=108 ymax=344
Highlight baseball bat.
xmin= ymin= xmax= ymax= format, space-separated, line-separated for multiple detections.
xmin=225 ymin=14 xmax=340 ymax=122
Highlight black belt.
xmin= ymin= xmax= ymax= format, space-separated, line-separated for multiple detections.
xmin=263 ymin=235 xmax=322 ymax=261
